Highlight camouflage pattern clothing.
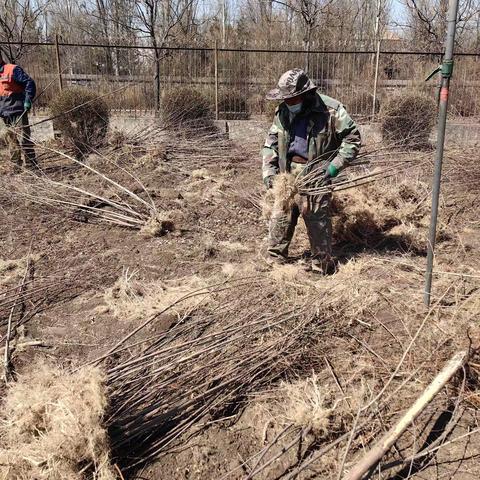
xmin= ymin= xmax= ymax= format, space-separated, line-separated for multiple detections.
xmin=262 ymin=91 xmax=361 ymax=268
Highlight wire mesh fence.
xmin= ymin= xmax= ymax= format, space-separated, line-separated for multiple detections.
xmin=7 ymin=41 xmax=480 ymax=119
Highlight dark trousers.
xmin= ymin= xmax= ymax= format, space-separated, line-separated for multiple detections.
xmin=2 ymin=113 xmax=36 ymax=168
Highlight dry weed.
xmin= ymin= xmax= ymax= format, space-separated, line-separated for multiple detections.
xmin=272 ymin=173 xmax=297 ymax=215
xmin=276 ymin=374 xmax=367 ymax=439
xmin=104 ymin=270 xmax=208 ymax=320
xmin=262 ymin=173 xmax=298 ymax=220
xmin=219 ymin=240 xmax=251 ymax=253
xmin=0 ymin=363 xmax=115 ymax=480
xmin=332 ymin=179 xmax=433 ymax=250
xmin=191 ymin=168 xmax=209 ymax=179
xmin=280 ymin=374 xmax=332 ymax=437
xmin=139 ymin=212 xmax=175 ymax=238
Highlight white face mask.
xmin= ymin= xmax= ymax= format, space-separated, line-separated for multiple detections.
xmin=286 ymin=102 xmax=303 ymax=115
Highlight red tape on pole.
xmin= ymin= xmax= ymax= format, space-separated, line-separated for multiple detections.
xmin=440 ymin=87 xmax=449 ymax=102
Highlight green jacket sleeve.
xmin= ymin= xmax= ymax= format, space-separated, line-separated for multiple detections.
xmin=330 ymin=104 xmax=361 ymax=171
xmin=261 ymin=114 xmax=282 ymax=180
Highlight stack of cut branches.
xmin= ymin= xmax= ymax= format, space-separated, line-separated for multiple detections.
xmin=3 ymin=145 xmax=163 ymax=233
xmin=90 ymin=273 xmax=347 ymax=472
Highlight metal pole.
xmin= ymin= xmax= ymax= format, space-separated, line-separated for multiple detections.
xmin=372 ymin=39 xmax=381 ymax=121
xmin=371 ymin=0 xmax=382 ymax=121
xmin=54 ymin=34 xmax=63 ymax=91
xmin=214 ymin=40 xmax=219 ymax=121
xmin=424 ymin=0 xmax=459 ymax=306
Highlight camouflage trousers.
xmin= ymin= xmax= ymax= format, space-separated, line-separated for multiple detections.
xmin=268 ymin=191 xmax=332 ymax=264
xmin=2 ymin=113 xmax=36 ymax=169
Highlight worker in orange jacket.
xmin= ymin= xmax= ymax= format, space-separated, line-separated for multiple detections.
xmin=0 ymin=53 xmax=37 ymax=170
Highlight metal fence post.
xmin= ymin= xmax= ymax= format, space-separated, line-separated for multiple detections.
xmin=214 ymin=41 xmax=219 ymax=121
xmin=372 ymin=39 xmax=381 ymax=121
xmin=424 ymin=0 xmax=460 ymax=306
xmin=54 ymin=34 xmax=63 ymax=91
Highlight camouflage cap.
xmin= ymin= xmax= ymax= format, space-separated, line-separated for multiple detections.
xmin=266 ymin=69 xmax=317 ymax=101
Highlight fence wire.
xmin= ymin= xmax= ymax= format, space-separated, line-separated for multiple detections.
xmin=8 ymin=41 xmax=480 ymax=119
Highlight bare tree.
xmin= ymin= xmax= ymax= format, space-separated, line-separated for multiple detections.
xmin=0 ymin=0 xmax=49 ymax=61
xmin=128 ymin=0 xmax=199 ymax=112
xmin=396 ymin=0 xmax=480 ymax=51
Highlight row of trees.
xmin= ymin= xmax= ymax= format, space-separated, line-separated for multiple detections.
xmin=2 ymin=0 xmax=480 ymax=58
xmin=1 ymin=0 xmax=479 ymax=112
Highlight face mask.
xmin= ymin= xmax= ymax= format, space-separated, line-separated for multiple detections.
xmin=286 ymin=102 xmax=303 ymax=115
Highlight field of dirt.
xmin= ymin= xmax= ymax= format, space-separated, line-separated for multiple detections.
xmin=1 ymin=117 xmax=480 ymax=479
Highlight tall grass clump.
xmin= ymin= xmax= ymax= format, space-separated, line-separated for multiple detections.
xmin=380 ymin=91 xmax=436 ymax=149
xmin=161 ymin=87 xmax=213 ymax=127
xmin=50 ymin=87 xmax=110 ymax=156
xmin=218 ymin=90 xmax=249 ymax=119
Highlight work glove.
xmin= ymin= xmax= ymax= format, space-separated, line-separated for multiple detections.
xmin=264 ymin=175 xmax=275 ymax=189
xmin=321 ymin=163 xmax=339 ymax=186
xmin=24 ymin=99 xmax=32 ymax=111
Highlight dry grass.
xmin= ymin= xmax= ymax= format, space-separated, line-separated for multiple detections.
xmin=262 ymin=173 xmax=297 ymax=220
xmin=139 ymin=212 xmax=175 ymax=238
xmin=0 ymin=254 xmax=40 ymax=287
xmin=0 ymin=363 xmax=115 ymax=480
xmin=279 ymin=374 xmax=333 ymax=437
xmin=103 ymin=270 xmax=208 ymax=320
xmin=332 ymin=179 xmax=434 ymax=251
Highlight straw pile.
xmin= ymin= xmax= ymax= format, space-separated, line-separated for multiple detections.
xmin=332 ymin=179 xmax=433 ymax=250
xmin=104 ymin=270 xmax=208 ymax=320
xmin=0 ymin=363 xmax=116 ymax=480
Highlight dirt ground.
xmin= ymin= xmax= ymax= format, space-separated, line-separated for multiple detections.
xmin=1 ymin=117 xmax=480 ymax=479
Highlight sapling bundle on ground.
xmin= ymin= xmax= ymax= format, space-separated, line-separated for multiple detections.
xmin=109 ymin=117 xmax=241 ymax=174
xmin=222 ymin=264 xmax=480 ymax=480
xmin=4 ymin=145 xmax=169 ymax=236
xmin=87 ymin=264 xmax=375 ymax=471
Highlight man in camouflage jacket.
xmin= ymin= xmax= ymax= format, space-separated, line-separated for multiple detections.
xmin=262 ymin=69 xmax=361 ymax=273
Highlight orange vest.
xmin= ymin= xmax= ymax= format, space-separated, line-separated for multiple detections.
xmin=0 ymin=64 xmax=24 ymax=96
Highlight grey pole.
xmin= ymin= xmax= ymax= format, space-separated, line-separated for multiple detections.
xmin=424 ymin=0 xmax=460 ymax=306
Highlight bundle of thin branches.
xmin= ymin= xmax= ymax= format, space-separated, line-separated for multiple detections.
xmin=108 ymin=117 xmax=240 ymax=173
xmin=90 ymin=274 xmax=345 ymax=471
xmin=4 ymin=144 xmax=163 ymax=232
xmin=295 ymin=142 xmax=434 ymax=198
xmin=220 ymin=277 xmax=480 ymax=480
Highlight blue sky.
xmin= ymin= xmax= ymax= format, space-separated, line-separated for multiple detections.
xmin=389 ymin=0 xmax=409 ymax=34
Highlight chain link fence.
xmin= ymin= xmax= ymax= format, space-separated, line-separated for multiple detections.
xmin=7 ymin=41 xmax=480 ymax=119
